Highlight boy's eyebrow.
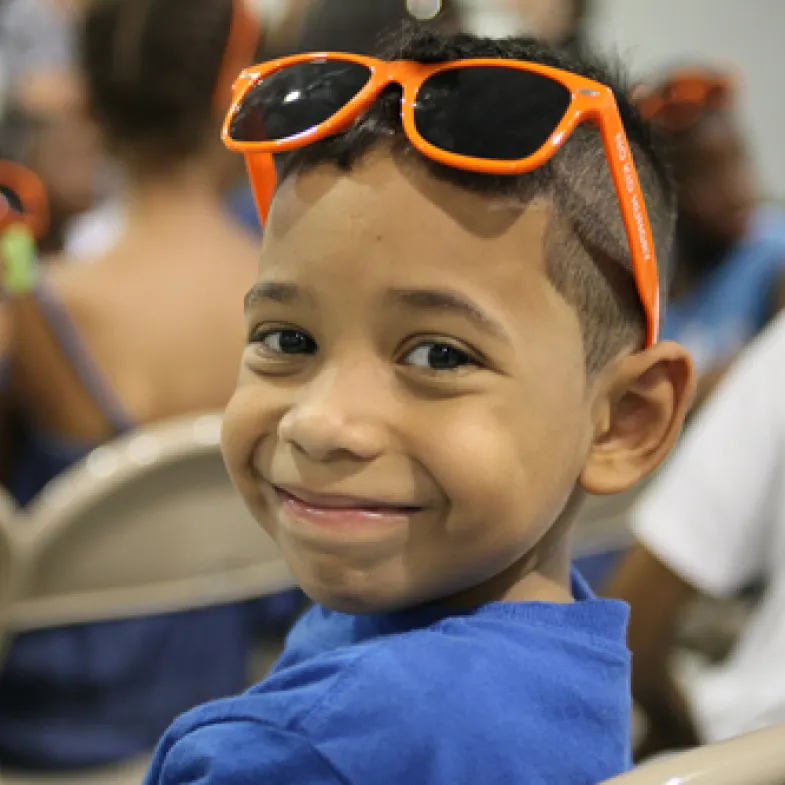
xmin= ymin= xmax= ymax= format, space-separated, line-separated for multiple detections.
xmin=387 ymin=287 xmax=510 ymax=341
xmin=244 ymin=281 xmax=313 ymax=311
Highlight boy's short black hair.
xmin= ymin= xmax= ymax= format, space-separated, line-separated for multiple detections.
xmin=278 ymin=26 xmax=676 ymax=372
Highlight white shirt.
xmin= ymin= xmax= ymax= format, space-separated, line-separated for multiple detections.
xmin=632 ymin=311 xmax=785 ymax=743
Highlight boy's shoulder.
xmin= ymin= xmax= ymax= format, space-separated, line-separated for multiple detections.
xmin=145 ymin=596 xmax=632 ymax=785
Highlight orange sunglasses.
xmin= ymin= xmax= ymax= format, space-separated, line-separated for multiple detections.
xmin=0 ymin=160 xmax=49 ymax=241
xmin=636 ymin=69 xmax=733 ymax=132
xmin=222 ymin=52 xmax=660 ymax=346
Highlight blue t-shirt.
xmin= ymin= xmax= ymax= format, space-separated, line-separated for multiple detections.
xmin=664 ymin=206 xmax=785 ymax=373
xmin=144 ymin=570 xmax=632 ymax=785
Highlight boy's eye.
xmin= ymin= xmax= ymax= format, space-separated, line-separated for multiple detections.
xmin=254 ymin=328 xmax=317 ymax=355
xmin=402 ymin=342 xmax=474 ymax=371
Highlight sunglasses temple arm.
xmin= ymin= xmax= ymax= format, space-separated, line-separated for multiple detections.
xmin=244 ymin=153 xmax=277 ymax=229
xmin=599 ymin=115 xmax=661 ymax=346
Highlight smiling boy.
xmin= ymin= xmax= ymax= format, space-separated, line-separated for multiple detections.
xmin=144 ymin=27 xmax=694 ymax=785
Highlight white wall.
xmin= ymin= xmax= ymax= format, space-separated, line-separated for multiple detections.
xmin=589 ymin=0 xmax=785 ymax=199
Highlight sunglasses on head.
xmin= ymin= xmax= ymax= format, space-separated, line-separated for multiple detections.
xmin=222 ymin=52 xmax=661 ymax=347
xmin=0 ymin=161 xmax=49 ymax=241
xmin=636 ymin=70 xmax=733 ymax=132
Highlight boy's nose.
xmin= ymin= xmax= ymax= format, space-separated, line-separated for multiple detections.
xmin=277 ymin=365 xmax=389 ymax=463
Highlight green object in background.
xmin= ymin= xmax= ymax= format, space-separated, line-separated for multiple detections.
xmin=1 ymin=224 xmax=39 ymax=294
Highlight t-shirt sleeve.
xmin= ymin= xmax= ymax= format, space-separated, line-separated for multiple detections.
xmin=144 ymin=720 xmax=347 ymax=785
xmin=143 ymin=623 xmax=629 ymax=785
xmin=632 ymin=315 xmax=785 ymax=596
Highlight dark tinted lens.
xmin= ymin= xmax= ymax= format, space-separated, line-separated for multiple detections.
xmin=230 ymin=60 xmax=372 ymax=143
xmin=0 ymin=185 xmax=24 ymax=214
xmin=415 ymin=66 xmax=571 ymax=161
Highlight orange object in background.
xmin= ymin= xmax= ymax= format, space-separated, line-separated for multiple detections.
xmin=0 ymin=160 xmax=50 ymax=241
xmin=635 ymin=69 xmax=734 ymax=132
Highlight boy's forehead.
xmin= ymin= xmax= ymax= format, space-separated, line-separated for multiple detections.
xmin=265 ymin=153 xmax=554 ymax=275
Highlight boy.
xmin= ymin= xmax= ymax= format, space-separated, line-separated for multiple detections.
xmin=144 ymin=27 xmax=694 ymax=784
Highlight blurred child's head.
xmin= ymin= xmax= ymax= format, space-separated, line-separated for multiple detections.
xmin=508 ymin=0 xmax=592 ymax=47
xmin=288 ymin=0 xmax=462 ymax=56
xmin=638 ymin=69 xmax=756 ymax=251
xmin=81 ymin=0 xmax=261 ymax=180
xmin=1 ymin=102 xmax=102 ymax=250
xmin=222 ymin=28 xmax=694 ymax=613
xmin=673 ymin=114 xmax=755 ymax=251
xmin=27 ymin=108 xmax=101 ymax=221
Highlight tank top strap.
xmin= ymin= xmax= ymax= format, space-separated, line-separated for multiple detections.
xmin=31 ymin=277 xmax=134 ymax=433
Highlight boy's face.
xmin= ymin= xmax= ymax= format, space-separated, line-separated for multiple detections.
xmin=223 ymin=152 xmax=690 ymax=613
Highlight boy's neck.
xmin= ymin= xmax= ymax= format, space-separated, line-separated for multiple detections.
xmin=436 ymin=491 xmax=583 ymax=608
xmin=436 ymin=538 xmax=574 ymax=610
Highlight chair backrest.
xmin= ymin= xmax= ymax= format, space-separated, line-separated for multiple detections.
xmin=0 ymin=487 xmax=23 ymax=661
xmin=6 ymin=413 xmax=294 ymax=632
xmin=601 ymin=723 xmax=785 ymax=785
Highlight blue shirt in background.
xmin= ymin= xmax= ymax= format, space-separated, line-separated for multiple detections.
xmin=664 ymin=206 xmax=785 ymax=373
xmin=144 ymin=570 xmax=632 ymax=785
xmin=225 ymin=183 xmax=262 ymax=237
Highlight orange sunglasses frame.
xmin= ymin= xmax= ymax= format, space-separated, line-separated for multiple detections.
xmin=0 ymin=160 xmax=49 ymax=241
xmin=636 ymin=69 xmax=734 ymax=130
xmin=222 ymin=52 xmax=660 ymax=346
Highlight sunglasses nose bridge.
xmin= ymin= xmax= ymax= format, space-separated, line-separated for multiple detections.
xmin=376 ymin=61 xmax=429 ymax=98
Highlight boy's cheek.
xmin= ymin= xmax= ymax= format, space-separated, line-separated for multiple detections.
xmin=221 ymin=389 xmax=262 ymax=488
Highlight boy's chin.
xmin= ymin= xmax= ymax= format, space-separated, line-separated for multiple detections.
xmin=297 ymin=573 xmax=439 ymax=616
xmin=302 ymin=583 xmax=413 ymax=616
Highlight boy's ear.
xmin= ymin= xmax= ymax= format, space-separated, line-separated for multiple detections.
xmin=579 ymin=341 xmax=696 ymax=496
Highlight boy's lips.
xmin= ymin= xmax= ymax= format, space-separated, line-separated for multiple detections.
xmin=276 ymin=484 xmax=422 ymax=512
xmin=273 ymin=485 xmax=424 ymax=532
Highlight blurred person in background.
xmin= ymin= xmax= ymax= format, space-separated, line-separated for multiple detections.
xmin=462 ymin=0 xmax=593 ymax=52
xmin=510 ymin=0 xmax=593 ymax=52
xmin=295 ymin=0 xmax=462 ymax=53
xmin=0 ymin=0 xmax=83 ymax=118
xmin=637 ymin=68 xmax=785 ymax=408
xmin=0 ymin=103 xmax=105 ymax=256
xmin=606 ymin=311 xmax=785 ymax=759
xmin=0 ymin=0 xmax=301 ymax=773
xmin=0 ymin=0 xmax=107 ymax=257
xmin=603 ymin=72 xmax=785 ymax=760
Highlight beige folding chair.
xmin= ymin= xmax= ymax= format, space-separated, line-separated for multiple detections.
xmin=6 ymin=413 xmax=294 ymax=631
xmin=602 ymin=723 xmax=785 ymax=784
xmin=1 ymin=413 xmax=295 ymax=785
